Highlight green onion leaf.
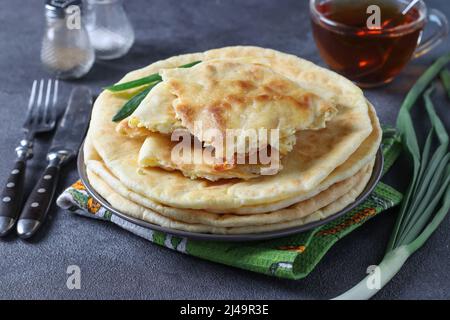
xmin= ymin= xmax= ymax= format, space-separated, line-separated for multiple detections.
xmin=112 ymin=82 xmax=159 ymax=122
xmin=423 ymin=87 xmax=449 ymax=146
xmin=106 ymin=75 xmax=162 ymax=92
xmin=335 ymin=53 xmax=450 ymax=300
xmin=387 ymin=53 xmax=450 ymax=251
xmin=397 ymin=87 xmax=450 ymax=245
xmin=105 ymin=61 xmax=202 ymax=92
xmin=440 ymin=69 xmax=450 ymax=100
xmin=401 ymin=164 xmax=450 ymax=245
xmin=407 ymin=180 xmax=450 ymax=253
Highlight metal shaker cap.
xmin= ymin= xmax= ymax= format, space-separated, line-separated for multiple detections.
xmin=45 ymin=0 xmax=83 ymax=18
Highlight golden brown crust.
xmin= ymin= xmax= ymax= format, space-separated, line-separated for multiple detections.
xmin=161 ymin=59 xmax=338 ymax=154
xmin=85 ymin=161 xmax=373 ymax=231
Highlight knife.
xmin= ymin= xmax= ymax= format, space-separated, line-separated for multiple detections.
xmin=16 ymin=87 xmax=92 ymax=239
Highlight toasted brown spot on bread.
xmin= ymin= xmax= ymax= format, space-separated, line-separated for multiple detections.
xmin=234 ymin=80 xmax=257 ymax=91
xmin=176 ymin=103 xmax=196 ymax=124
xmin=207 ymin=102 xmax=229 ymax=129
xmin=225 ymin=94 xmax=246 ymax=105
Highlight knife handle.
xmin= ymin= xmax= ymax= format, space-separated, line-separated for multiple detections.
xmin=0 ymin=159 xmax=27 ymax=236
xmin=17 ymin=165 xmax=60 ymax=239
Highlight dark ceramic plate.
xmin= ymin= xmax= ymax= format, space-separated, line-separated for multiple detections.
xmin=77 ymin=143 xmax=383 ymax=242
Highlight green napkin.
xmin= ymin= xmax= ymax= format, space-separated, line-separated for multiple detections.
xmin=57 ymin=129 xmax=403 ymax=280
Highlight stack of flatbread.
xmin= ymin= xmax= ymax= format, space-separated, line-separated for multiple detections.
xmin=84 ymin=46 xmax=381 ymax=234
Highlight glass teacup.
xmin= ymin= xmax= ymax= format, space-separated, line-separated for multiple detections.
xmin=310 ymin=0 xmax=448 ymax=87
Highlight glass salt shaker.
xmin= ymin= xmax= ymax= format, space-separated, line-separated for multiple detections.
xmin=41 ymin=0 xmax=95 ymax=79
xmin=85 ymin=0 xmax=135 ymax=60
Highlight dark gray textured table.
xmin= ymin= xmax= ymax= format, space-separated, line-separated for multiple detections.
xmin=0 ymin=0 xmax=449 ymax=300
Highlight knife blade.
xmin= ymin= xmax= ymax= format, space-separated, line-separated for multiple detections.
xmin=49 ymin=86 xmax=92 ymax=156
xmin=17 ymin=86 xmax=92 ymax=239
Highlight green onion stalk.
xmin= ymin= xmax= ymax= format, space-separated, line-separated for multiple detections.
xmin=334 ymin=53 xmax=450 ymax=300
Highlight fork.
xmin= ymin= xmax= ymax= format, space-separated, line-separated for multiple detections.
xmin=0 ymin=79 xmax=58 ymax=237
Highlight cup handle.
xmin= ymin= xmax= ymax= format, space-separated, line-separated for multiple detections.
xmin=414 ymin=8 xmax=449 ymax=59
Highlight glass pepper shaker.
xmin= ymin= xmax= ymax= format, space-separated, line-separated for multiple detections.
xmin=85 ymin=0 xmax=135 ymax=60
xmin=41 ymin=0 xmax=95 ymax=79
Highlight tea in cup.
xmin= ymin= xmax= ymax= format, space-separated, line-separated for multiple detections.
xmin=310 ymin=0 xmax=448 ymax=87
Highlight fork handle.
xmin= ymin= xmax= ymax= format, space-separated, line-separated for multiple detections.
xmin=0 ymin=159 xmax=27 ymax=236
xmin=0 ymin=139 xmax=33 ymax=237
xmin=17 ymin=164 xmax=60 ymax=239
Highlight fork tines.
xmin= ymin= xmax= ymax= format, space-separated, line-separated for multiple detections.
xmin=24 ymin=79 xmax=58 ymax=134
